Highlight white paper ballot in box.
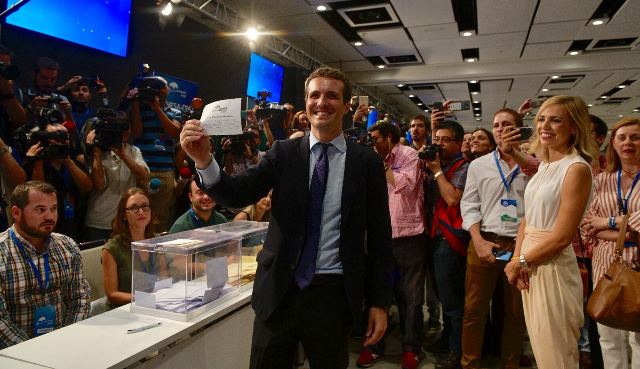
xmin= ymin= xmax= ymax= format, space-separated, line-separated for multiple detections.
xmin=200 ymin=98 xmax=243 ymax=136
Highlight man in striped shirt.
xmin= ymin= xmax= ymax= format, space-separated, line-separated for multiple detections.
xmin=357 ymin=121 xmax=425 ymax=369
xmin=0 ymin=181 xmax=90 ymax=348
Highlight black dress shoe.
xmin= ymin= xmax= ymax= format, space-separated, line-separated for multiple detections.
xmin=435 ymin=352 xmax=462 ymax=369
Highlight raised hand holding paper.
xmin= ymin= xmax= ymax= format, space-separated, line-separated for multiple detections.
xmin=200 ymin=98 xmax=243 ymax=136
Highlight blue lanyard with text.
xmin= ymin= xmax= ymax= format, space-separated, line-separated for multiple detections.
xmin=617 ymin=169 xmax=640 ymax=215
xmin=9 ymin=229 xmax=50 ymax=294
xmin=494 ymin=151 xmax=520 ymax=193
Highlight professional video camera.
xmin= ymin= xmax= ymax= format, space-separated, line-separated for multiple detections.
xmin=13 ymin=121 xmax=70 ymax=161
xmin=90 ymin=109 xmax=130 ymax=151
xmin=227 ymin=131 xmax=256 ymax=157
xmin=118 ymin=63 xmax=154 ymax=110
xmin=0 ymin=62 xmax=19 ymax=80
xmin=137 ymin=76 xmax=166 ymax=106
xmin=418 ymin=144 xmax=442 ymax=161
xmin=254 ymin=90 xmax=287 ymax=125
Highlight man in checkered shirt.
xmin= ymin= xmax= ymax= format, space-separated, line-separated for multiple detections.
xmin=0 ymin=181 xmax=90 ymax=348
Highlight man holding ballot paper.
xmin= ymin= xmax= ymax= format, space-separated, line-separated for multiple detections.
xmin=180 ymin=67 xmax=393 ymax=369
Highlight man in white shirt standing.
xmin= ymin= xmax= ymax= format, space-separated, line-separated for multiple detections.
xmin=459 ymin=108 xmax=529 ymax=369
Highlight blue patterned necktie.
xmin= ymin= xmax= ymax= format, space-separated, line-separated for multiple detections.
xmin=294 ymin=142 xmax=330 ymax=289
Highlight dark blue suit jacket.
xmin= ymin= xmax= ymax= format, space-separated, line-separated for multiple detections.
xmin=205 ymin=133 xmax=393 ymax=321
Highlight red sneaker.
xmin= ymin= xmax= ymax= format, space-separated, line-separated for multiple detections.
xmin=401 ymin=351 xmax=420 ymax=369
xmin=356 ymin=348 xmax=382 ymax=368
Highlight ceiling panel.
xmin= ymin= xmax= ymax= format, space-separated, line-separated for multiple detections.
xmin=521 ymin=41 xmax=572 ymax=59
xmin=390 ymin=0 xmax=455 ymax=27
xmin=406 ymin=23 xmax=460 ymax=41
xmin=478 ymin=0 xmax=537 ymax=34
xmin=535 ymin=0 xmax=600 ymax=23
xmin=358 ymin=28 xmax=416 ymax=57
xmin=528 ymin=20 xmax=585 ymax=43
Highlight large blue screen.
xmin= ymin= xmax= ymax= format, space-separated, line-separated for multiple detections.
xmin=6 ymin=0 xmax=132 ymax=57
xmin=246 ymin=52 xmax=284 ymax=103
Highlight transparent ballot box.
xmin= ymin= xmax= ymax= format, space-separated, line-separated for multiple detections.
xmin=130 ymin=229 xmax=241 ymax=321
xmin=197 ymin=221 xmax=268 ymax=288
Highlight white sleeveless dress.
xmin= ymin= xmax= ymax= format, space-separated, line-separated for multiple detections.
xmin=521 ymin=153 xmax=592 ymax=369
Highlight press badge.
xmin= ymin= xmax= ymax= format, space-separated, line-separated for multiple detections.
xmin=34 ymin=305 xmax=55 ymax=336
xmin=500 ymin=199 xmax=518 ymax=231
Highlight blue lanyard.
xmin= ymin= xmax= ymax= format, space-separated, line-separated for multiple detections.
xmin=494 ymin=150 xmax=520 ymax=193
xmin=188 ymin=208 xmax=203 ymax=228
xmin=135 ymin=251 xmax=155 ymax=274
xmin=617 ymin=169 xmax=640 ymax=215
xmin=9 ymin=229 xmax=50 ymax=294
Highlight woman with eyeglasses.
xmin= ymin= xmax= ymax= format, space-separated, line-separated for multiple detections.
xmin=582 ymin=117 xmax=640 ymax=369
xmin=101 ymin=188 xmax=158 ymax=309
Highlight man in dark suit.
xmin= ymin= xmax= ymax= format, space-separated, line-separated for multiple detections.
xmin=179 ymin=67 xmax=393 ymax=369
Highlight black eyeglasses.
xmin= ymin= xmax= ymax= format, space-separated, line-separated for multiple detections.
xmin=432 ymin=136 xmax=455 ymax=144
xmin=125 ymin=204 xmax=151 ymax=213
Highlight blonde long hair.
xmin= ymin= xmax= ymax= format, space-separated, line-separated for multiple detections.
xmin=528 ymin=95 xmax=597 ymax=163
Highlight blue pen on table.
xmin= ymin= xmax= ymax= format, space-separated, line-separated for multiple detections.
xmin=127 ymin=322 xmax=162 ymax=334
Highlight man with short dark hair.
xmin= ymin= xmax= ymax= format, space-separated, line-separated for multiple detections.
xmin=409 ymin=115 xmax=430 ymax=150
xmin=21 ymin=57 xmax=70 ymax=114
xmin=0 ymin=181 xmax=90 ymax=348
xmin=358 ymin=121 xmax=425 ymax=369
xmin=422 ymin=120 xmax=469 ymax=369
xmin=180 ymin=67 xmax=392 ymax=369
xmin=169 ymin=179 xmax=227 ymax=233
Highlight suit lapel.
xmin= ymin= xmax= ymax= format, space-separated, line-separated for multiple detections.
xmin=296 ymin=134 xmax=311 ymax=220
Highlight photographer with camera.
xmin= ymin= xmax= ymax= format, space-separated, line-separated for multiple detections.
xmin=20 ymin=57 xmax=73 ymax=124
xmin=83 ymin=110 xmax=149 ymax=242
xmin=0 ymin=45 xmax=27 ymax=144
xmin=22 ymin=121 xmax=92 ymax=241
xmin=58 ymin=75 xmax=108 ymax=134
xmin=420 ymin=120 xmax=469 ymax=369
xmin=129 ymin=75 xmax=182 ymax=232
xmin=221 ymin=124 xmax=265 ymax=176
xmin=0 ymin=137 xmax=26 ymax=231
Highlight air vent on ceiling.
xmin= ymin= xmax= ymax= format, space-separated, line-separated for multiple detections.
xmin=337 ymin=4 xmax=400 ymax=28
xmin=550 ymin=78 xmax=578 ymax=84
xmin=592 ymin=38 xmax=638 ymax=49
xmin=408 ymin=84 xmax=436 ymax=90
xmin=602 ymin=97 xmax=630 ymax=104
xmin=366 ymin=56 xmax=385 ymax=67
xmin=383 ymin=54 xmax=419 ymax=64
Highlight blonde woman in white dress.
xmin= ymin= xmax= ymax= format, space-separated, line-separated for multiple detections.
xmin=504 ymin=96 xmax=598 ymax=369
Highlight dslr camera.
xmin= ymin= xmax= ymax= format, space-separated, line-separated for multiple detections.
xmin=418 ymin=144 xmax=442 ymax=161
xmin=137 ymin=76 xmax=166 ymax=105
xmin=91 ymin=109 xmax=130 ymax=151
xmin=0 ymin=62 xmax=19 ymax=80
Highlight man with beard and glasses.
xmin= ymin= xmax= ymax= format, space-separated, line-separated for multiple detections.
xmin=169 ymin=178 xmax=227 ymax=233
xmin=0 ymin=181 xmax=90 ymax=348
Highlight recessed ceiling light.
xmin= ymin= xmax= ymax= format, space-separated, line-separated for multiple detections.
xmin=316 ymin=5 xmax=328 ymax=11
xmin=472 ymin=91 xmax=479 ymax=95
xmin=353 ymin=41 xmax=363 ymax=47
xmin=377 ymin=65 xmax=385 ymax=69
xmin=542 ymin=88 xmax=549 ymax=92
xmin=634 ymin=109 xmax=639 ymax=112
xmin=397 ymin=84 xmax=404 ymax=87
xmin=476 ymin=118 xmax=482 ymax=121
xmin=591 ymin=19 xmax=607 ymax=26
xmin=475 ymin=114 xmax=480 ymax=117
xmin=424 ymin=109 xmax=429 ymax=112
xmin=474 ymin=107 xmax=480 ymax=110
xmin=408 ymin=94 xmax=415 ymax=98
xmin=601 ymin=95 xmax=608 ymax=99
xmin=469 ymin=80 xmax=477 ymax=84
xmin=473 ymin=100 xmax=479 ymax=104
xmin=551 ymin=75 xmax=559 ymax=79
xmin=588 ymin=104 xmax=594 ymax=107
xmin=461 ymin=30 xmax=475 ymax=37
xmin=618 ymin=85 xmax=627 ymax=89
xmin=569 ymin=51 xmax=580 ymax=56
xmin=417 ymin=103 xmax=423 ymax=106
xmin=619 ymin=115 xmax=624 ymax=118
xmin=465 ymin=58 xmax=477 ymax=63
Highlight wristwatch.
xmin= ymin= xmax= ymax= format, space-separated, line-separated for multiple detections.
xmin=519 ymin=254 xmax=530 ymax=270
xmin=433 ymin=170 xmax=443 ymax=180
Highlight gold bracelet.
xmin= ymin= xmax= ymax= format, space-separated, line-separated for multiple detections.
xmin=433 ymin=170 xmax=443 ymax=179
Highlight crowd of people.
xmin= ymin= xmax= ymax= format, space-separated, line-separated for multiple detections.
xmin=0 ymin=47 xmax=637 ymax=369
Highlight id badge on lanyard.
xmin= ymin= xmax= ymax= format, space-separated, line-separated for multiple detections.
xmin=495 ymin=151 xmax=520 ymax=232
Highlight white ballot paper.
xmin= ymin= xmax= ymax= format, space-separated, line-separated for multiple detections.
xmin=200 ymin=98 xmax=243 ymax=136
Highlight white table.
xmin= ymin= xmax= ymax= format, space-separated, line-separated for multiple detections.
xmin=0 ymin=287 xmax=254 ymax=369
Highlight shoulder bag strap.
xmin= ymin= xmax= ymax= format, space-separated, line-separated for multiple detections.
xmin=615 ymin=213 xmax=631 ymax=263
